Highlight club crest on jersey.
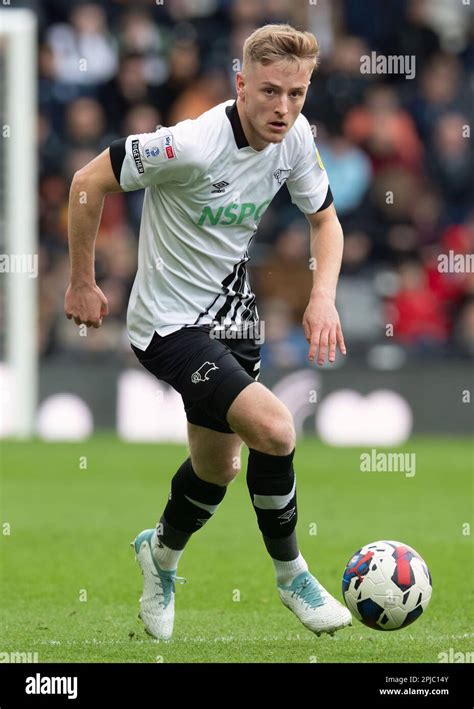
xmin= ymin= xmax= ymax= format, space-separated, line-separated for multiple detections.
xmin=191 ymin=361 xmax=219 ymax=384
xmin=273 ymin=168 xmax=291 ymax=185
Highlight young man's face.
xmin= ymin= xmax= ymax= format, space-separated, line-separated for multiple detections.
xmin=236 ymin=59 xmax=312 ymax=150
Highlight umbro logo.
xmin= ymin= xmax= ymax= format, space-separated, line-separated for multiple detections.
xmin=211 ymin=180 xmax=229 ymax=193
xmin=278 ymin=506 xmax=296 ymax=524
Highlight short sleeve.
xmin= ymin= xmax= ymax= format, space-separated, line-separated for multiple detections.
xmin=109 ymin=123 xmax=201 ymax=191
xmin=286 ymin=116 xmax=333 ymax=215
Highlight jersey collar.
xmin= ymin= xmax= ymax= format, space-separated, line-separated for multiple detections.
xmin=225 ymin=100 xmax=276 ymax=154
xmin=225 ymin=100 xmax=249 ymax=149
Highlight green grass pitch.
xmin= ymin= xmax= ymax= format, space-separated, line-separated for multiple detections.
xmin=0 ymin=436 xmax=472 ymax=663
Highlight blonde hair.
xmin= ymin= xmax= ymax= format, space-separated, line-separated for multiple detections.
xmin=242 ymin=24 xmax=320 ymax=75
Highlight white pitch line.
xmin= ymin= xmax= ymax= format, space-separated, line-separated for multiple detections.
xmin=31 ymin=632 xmax=473 ymax=647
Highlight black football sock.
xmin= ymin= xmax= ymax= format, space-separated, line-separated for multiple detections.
xmin=246 ymin=447 xmax=300 ymax=561
xmin=160 ymin=457 xmax=227 ymax=549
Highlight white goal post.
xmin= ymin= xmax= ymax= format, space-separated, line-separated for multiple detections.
xmin=0 ymin=9 xmax=37 ymax=438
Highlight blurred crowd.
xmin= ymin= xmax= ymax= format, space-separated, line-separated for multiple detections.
xmin=31 ymin=0 xmax=474 ymax=364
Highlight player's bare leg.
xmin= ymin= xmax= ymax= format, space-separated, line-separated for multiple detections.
xmin=132 ymin=424 xmax=242 ymax=639
xmin=188 ymin=424 xmax=243 ymax=485
xmin=227 ymin=382 xmax=352 ymax=636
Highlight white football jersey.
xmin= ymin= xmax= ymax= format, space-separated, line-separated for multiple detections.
xmin=110 ymin=99 xmax=332 ymax=350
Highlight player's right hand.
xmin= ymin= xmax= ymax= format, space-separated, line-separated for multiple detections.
xmin=64 ymin=283 xmax=109 ymax=328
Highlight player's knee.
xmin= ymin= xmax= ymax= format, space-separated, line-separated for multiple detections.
xmin=252 ymin=413 xmax=296 ymax=456
xmin=227 ymin=383 xmax=295 ymax=456
xmin=192 ymin=458 xmax=240 ymax=486
xmin=219 ymin=466 xmax=241 ymax=486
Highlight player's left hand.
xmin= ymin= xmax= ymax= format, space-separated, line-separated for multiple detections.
xmin=302 ymin=292 xmax=346 ymax=365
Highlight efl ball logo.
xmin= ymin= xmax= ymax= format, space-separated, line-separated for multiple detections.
xmin=144 ymin=145 xmax=160 ymax=159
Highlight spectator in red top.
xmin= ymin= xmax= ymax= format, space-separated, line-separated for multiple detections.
xmin=386 ymin=260 xmax=449 ymax=349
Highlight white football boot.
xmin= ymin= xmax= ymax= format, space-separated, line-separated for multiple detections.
xmin=132 ymin=529 xmax=186 ymax=640
xmin=278 ymin=570 xmax=352 ymax=636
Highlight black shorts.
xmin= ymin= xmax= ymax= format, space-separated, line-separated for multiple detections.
xmin=130 ymin=325 xmax=261 ymax=434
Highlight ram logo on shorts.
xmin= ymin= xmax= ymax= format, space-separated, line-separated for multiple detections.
xmin=191 ymin=361 xmax=219 ymax=384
